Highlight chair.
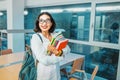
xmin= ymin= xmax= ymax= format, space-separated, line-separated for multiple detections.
xmin=69 ymin=65 xmax=99 ymax=80
xmin=70 ymin=57 xmax=84 ymax=74
xmin=1 ymin=49 xmax=12 ymax=55
xmin=61 ymin=57 xmax=84 ymax=79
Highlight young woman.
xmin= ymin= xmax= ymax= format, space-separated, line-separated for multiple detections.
xmin=31 ymin=12 xmax=70 ymax=80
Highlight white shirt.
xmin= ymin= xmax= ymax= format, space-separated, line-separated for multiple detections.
xmin=31 ymin=32 xmax=70 ymax=80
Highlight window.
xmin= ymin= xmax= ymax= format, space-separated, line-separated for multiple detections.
xmin=41 ymin=3 xmax=91 ymax=41
xmin=94 ymin=2 xmax=120 ymax=44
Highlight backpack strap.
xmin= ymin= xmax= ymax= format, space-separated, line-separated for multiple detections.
xmin=35 ymin=33 xmax=43 ymax=66
xmin=36 ymin=33 xmax=43 ymax=43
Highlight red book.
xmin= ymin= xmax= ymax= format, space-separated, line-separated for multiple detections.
xmin=56 ymin=39 xmax=68 ymax=51
xmin=47 ymin=33 xmax=68 ymax=56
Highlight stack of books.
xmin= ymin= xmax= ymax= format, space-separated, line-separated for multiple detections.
xmin=47 ymin=33 xmax=68 ymax=56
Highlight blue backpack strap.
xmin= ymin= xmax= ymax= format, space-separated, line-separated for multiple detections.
xmin=36 ymin=33 xmax=43 ymax=43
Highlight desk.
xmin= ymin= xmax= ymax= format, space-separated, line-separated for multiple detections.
xmin=0 ymin=52 xmax=84 ymax=80
xmin=0 ymin=52 xmax=24 ymax=65
xmin=60 ymin=53 xmax=84 ymax=69
xmin=0 ymin=52 xmax=24 ymax=68
xmin=0 ymin=52 xmax=84 ymax=68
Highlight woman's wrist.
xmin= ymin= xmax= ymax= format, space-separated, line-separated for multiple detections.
xmin=56 ymin=50 xmax=63 ymax=56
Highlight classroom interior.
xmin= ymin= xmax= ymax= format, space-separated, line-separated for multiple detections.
xmin=0 ymin=0 xmax=120 ymax=80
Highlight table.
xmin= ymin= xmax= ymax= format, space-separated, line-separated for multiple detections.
xmin=0 ymin=52 xmax=84 ymax=68
xmin=60 ymin=53 xmax=84 ymax=69
xmin=0 ymin=52 xmax=24 ymax=68
xmin=0 ymin=52 xmax=84 ymax=80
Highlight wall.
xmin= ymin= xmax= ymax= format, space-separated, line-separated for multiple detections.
xmin=0 ymin=1 xmax=7 ymax=11
xmin=1 ymin=0 xmax=120 ymax=11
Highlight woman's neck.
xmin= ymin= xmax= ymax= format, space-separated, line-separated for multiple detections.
xmin=42 ymin=31 xmax=52 ymax=41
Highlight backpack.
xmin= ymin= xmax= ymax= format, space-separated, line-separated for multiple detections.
xmin=19 ymin=34 xmax=43 ymax=80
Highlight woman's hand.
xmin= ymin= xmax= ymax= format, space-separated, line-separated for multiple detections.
xmin=47 ymin=44 xmax=59 ymax=56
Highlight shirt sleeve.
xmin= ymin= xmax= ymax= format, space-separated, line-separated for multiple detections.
xmin=62 ymin=45 xmax=71 ymax=56
xmin=30 ymin=34 xmax=63 ymax=66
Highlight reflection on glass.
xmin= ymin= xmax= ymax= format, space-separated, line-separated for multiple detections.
xmin=69 ymin=42 xmax=119 ymax=80
xmin=85 ymin=46 xmax=119 ymax=80
xmin=109 ymin=22 xmax=119 ymax=43
xmin=94 ymin=2 xmax=120 ymax=44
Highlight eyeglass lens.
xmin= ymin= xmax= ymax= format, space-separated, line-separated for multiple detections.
xmin=39 ymin=19 xmax=51 ymax=24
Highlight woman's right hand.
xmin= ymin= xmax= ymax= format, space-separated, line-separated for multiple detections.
xmin=47 ymin=44 xmax=54 ymax=52
xmin=47 ymin=44 xmax=59 ymax=56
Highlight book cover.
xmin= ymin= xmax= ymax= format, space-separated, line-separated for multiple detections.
xmin=56 ymin=39 xmax=68 ymax=51
xmin=47 ymin=33 xmax=68 ymax=56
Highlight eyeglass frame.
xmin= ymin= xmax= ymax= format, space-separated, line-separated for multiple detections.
xmin=38 ymin=19 xmax=51 ymax=24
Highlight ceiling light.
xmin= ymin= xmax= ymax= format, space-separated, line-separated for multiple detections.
xmin=0 ymin=12 xmax=3 ymax=16
xmin=24 ymin=10 xmax=28 ymax=15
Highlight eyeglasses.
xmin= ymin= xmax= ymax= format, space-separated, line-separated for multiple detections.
xmin=38 ymin=19 xmax=51 ymax=24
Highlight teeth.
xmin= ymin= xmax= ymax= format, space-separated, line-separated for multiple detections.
xmin=42 ymin=26 xmax=47 ymax=29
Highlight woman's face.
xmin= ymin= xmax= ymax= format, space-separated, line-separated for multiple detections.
xmin=38 ymin=14 xmax=52 ymax=32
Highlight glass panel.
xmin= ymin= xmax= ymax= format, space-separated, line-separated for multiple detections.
xmin=85 ymin=46 xmax=119 ymax=80
xmin=24 ymin=8 xmax=41 ymax=29
xmin=69 ymin=42 xmax=91 ymax=55
xmin=69 ymin=42 xmax=119 ymax=80
xmin=41 ymin=3 xmax=91 ymax=41
xmin=0 ymin=32 xmax=7 ymax=50
xmin=0 ymin=11 xmax=8 ymax=50
xmin=0 ymin=32 xmax=1 ymax=50
xmin=94 ymin=2 xmax=120 ymax=44
xmin=0 ymin=11 xmax=7 ymax=29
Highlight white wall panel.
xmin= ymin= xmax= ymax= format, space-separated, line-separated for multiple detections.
xmin=0 ymin=1 xmax=7 ymax=11
xmin=1 ymin=0 xmax=120 ymax=10
xmin=26 ymin=0 xmax=91 ymax=8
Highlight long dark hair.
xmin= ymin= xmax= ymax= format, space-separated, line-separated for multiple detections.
xmin=34 ymin=12 xmax=56 ymax=33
